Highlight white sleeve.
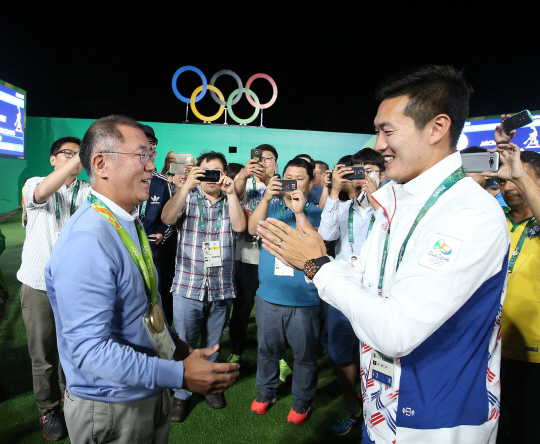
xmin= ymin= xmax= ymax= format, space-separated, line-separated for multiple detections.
xmin=318 ymin=198 xmax=341 ymax=242
xmin=314 ymin=207 xmax=510 ymax=358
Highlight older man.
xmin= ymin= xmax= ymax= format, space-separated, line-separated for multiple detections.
xmin=45 ymin=115 xmax=239 ymax=444
xmin=257 ymin=66 xmax=509 ymax=444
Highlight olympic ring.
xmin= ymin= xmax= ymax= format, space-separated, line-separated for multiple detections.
xmin=210 ymin=70 xmax=243 ymax=106
xmin=172 ymin=66 xmax=278 ymax=124
xmin=172 ymin=66 xmax=207 ymax=104
xmin=190 ymin=85 xmax=225 ymax=122
xmin=227 ymin=88 xmax=260 ymax=125
xmin=245 ymin=73 xmax=278 ymax=109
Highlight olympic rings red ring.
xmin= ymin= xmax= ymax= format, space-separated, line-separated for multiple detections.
xmin=245 ymin=74 xmax=278 ymax=109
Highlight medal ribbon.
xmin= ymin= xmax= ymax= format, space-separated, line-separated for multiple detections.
xmin=508 ymin=216 xmax=536 ymax=273
xmin=88 ymin=194 xmax=157 ymax=306
xmin=378 ymin=166 xmax=465 ymax=292
xmin=55 ymin=180 xmax=80 ymax=221
xmin=197 ymin=193 xmax=225 ymax=232
xmin=278 ymin=198 xmax=310 ymax=221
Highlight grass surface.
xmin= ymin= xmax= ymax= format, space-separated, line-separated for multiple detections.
xmin=0 ymin=210 xmax=363 ymax=443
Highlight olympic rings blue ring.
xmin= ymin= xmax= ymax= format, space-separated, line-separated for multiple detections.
xmin=171 ymin=66 xmax=207 ymax=104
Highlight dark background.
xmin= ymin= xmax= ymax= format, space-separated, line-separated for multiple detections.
xmin=1 ymin=2 xmax=538 ymax=135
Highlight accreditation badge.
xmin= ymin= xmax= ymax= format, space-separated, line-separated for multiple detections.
xmin=203 ymin=240 xmax=222 ymax=268
xmin=369 ymin=349 xmax=395 ymax=388
xmin=142 ymin=304 xmax=176 ymax=360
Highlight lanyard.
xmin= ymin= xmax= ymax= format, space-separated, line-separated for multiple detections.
xmin=348 ymin=201 xmax=355 ymax=248
xmin=378 ymin=166 xmax=465 ymax=293
xmin=278 ymin=199 xmax=309 ymax=221
xmin=88 ymin=194 xmax=157 ymax=306
xmin=140 ymin=200 xmax=148 ymax=218
xmin=197 ymin=193 xmax=224 ymax=232
xmin=366 ymin=214 xmax=376 ymax=238
xmin=508 ymin=216 xmax=536 ymax=273
xmin=252 ymin=177 xmax=257 ymax=211
xmin=55 ymin=180 xmax=79 ymax=221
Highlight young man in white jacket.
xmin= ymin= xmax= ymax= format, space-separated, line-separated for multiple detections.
xmin=256 ymin=65 xmax=510 ymax=444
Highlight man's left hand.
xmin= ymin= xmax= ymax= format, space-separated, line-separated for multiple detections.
xmin=150 ymin=233 xmax=164 ymax=245
xmin=218 ymin=174 xmax=235 ymax=195
xmin=256 ymin=217 xmax=326 ymax=270
xmin=486 ymin=142 xmax=525 ymax=182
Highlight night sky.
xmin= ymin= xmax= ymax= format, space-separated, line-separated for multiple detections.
xmin=1 ymin=3 xmax=538 ymax=135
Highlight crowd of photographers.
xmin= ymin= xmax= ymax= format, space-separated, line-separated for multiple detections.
xmin=5 ymin=65 xmax=540 ymax=443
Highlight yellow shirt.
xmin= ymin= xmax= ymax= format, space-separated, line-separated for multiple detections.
xmin=501 ymin=213 xmax=540 ymax=362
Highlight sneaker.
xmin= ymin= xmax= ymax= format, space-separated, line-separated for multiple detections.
xmin=227 ymin=354 xmax=241 ymax=364
xmin=170 ymin=398 xmax=190 ymax=423
xmin=287 ymin=404 xmax=311 ymax=425
xmin=279 ymin=359 xmax=292 ymax=382
xmin=39 ymin=410 xmax=65 ymax=441
xmin=205 ymin=393 xmax=226 ymax=409
xmin=326 ymin=407 xmax=362 ymax=435
xmin=251 ymin=393 xmax=277 ymax=415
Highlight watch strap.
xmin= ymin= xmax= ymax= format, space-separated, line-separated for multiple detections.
xmin=304 ymin=256 xmax=331 ymax=280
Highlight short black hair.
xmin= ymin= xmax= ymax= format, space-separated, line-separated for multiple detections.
xmin=226 ymin=162 xmax=243 ymax=180
xmin=257 ymin=144 xmax=278 ymax=160
xmin=196 ymin=151 xmax=227 ymax=171
xmin=375 ymin=65 xmax=473 ymax=147
xmin=283 ymin=157 xmax=314 ymax=181
xmin=80 ymin=115 xmax=143 ymax=181
xmin=337 ymin=155 xmax=353 ymax=166
xmin=460 ymin=146 xmax=487 ymax=154
xmin=296 ymin=154 xmax=315 ymax=169
xmin=484 ymin=178 xmax=500 ymax=190
xmin=315 ymin=160 xmax=329 ymax=171
xmin=50 ymin=137 xmax=82 ymax=157
xmin=521 ymin=151 xmax=540 ymax=179
xmin=351 ymin=148 xmax=385 ymax=172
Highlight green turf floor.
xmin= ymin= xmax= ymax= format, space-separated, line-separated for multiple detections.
xmin=0 ymin=210 xmax=363 ymax=443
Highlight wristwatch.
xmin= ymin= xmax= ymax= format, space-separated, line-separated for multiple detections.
xmin=304 ymin=256 xmax=331 ymax=280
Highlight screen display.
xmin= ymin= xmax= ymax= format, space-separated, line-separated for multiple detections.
xmin=458 ymin=111 xmax=540 ymax=153
xmin=0 ymin=79 xmax=26 ymax=159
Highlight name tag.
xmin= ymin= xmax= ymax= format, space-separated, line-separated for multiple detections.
xmin=142 ymin=306 xmax=176 ymax=360
xmin=203 ymin=240 xmax=222 ymax=267
xmin=275 ymin=257 xmax=294 ymax=276
xmin=370 ymin=349 xmax=395 ymax=388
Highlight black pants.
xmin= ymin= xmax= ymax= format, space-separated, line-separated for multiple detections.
xmin=156 ymin=235 xmax=177 ymax=326
xmin=498 ymin=357 xmax=540 ymax=444
xmin=229 ymin=261 xmax=259 ymax=356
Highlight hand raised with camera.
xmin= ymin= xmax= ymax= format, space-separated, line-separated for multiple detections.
xmin=263 ymin=176 xmax=282 ymax=202
xmin=218 ymin=173 xmax=235 ymax=195
xmin=185 ymin=166 xmax=204 ymax=191
xmin=486 ymin=142 xmax=525 ymax=182
xmin=330 ymin=164 xmax=352 ymax=199
xmin=289 ymin=189 xmax=307 ymax=215
xmin=494 ymin=114 xmax=516 ymax=145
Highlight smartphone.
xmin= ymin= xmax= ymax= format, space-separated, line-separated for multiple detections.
xmin=461 ymin=152 xmax=500 ymax=173
xmin=502 ymin=110 xmax=533 ymax=134
xmin=200 ymin=169 xmax=221 ymax=182
xmin=170 ymin=153 xmax=193 ymax=174
xmin=280 ymin=179 xmax=298 ymax=192
xmin=148 ymin=235 xmax=159 ymax=244
xmin=341 ymin=165 xmax=365 ymax=180
xmin=251 ymin=148 xmax=262 ymax=163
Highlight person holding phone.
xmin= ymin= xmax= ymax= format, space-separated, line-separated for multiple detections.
xmin=318 ymin=148 xmax=385 ymax=436
xmin=162 ymin=151 xmax=246 ymax=422
xmin=247 ymin=157 xmax=322 ymax=426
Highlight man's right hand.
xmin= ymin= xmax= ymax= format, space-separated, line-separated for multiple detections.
xmin=240 ymin=159 xmax=264 ymax=180
xmin=494 ymin=114 xmax=516 ymax=145
xmin=182 ymin=345 xmax=240 ymax=394
xmin=263 ymin=176 xmax=282 ymax=202
xmin=185 ymin=166 xmax=204 ymax=191
xmin=329 ymin=164 xmax=352 ymax=199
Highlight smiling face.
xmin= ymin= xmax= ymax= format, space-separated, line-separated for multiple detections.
xmin=102 ymin=125 xmax=155 ymax=211
xmin=374 ymin=95 xmax=440 ymax=183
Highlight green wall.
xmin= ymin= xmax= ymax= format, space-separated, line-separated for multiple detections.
xmin=0 ymin=117 xmax=376 ymax=214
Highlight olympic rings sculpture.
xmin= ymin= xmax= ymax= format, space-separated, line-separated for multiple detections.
xmin=171 ymin=66 xmax=278 ymax=124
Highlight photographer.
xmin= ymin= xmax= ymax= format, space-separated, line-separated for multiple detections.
xmin=488 ymin=118 xmax=540 ymax=443
xmin=162 ymin=151 xmax=246 ymax=422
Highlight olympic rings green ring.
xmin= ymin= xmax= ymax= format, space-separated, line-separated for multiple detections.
xmin=227 ymin=88 xmax=260 ymax=125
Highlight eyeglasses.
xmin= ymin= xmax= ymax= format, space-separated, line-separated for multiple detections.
xmin=56 ymin=149 xmax=78 ymax=158
xmin=364 ymin=169 xmax=380 ymax=175
xmin=262 ymin=156 xmax=276 ymax=164
xmin=149 ymin=142 xmax=158 ymax=149
xmin=102 ymin=151 xmax=157 ymax=164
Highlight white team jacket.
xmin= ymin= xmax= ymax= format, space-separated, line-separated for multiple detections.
xmin=314 ymin=151 xmax=510 ymax=444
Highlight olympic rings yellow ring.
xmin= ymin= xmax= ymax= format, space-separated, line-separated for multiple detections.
xmin=190 ymin=85 xmax=225 ymax=122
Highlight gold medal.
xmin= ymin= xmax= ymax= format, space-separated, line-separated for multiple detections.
xmin=150 ymin=304 xmax=165 ymax=333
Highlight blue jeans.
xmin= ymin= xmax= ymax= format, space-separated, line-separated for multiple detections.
xmin=173 ymin=290 xmax=232 ymax=400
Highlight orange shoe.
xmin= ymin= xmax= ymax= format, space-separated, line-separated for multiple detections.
xmin=287 ymin=404 xmax=311 ymax=425
xmin=251 ymin=393 xmax=277 ymax=414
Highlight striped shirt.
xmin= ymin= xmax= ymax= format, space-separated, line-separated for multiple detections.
xmin=172 ymin=188 xmax=238 ymax=301
xmin=17 ymin=176 xmax=91 ymax=291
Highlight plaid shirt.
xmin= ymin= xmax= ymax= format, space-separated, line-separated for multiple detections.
xmin=172 ymin=188 xmax=238 ymax=301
